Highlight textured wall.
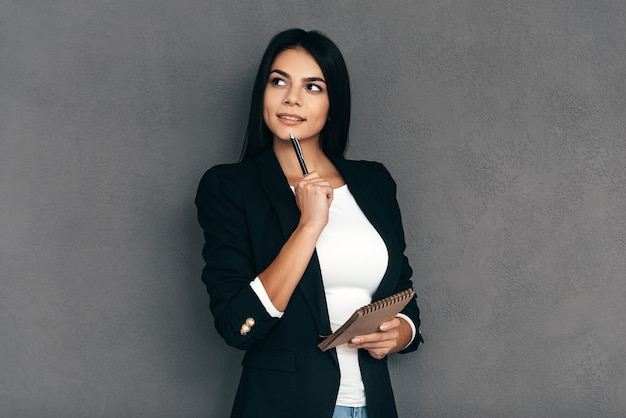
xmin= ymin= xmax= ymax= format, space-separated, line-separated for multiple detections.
xmin=1 ymin=0 xmax=625 ymax=417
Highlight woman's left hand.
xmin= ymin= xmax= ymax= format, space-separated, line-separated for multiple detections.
xmin=347 ymin=317 xmax=413 ymax=360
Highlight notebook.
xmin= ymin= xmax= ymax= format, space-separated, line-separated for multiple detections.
xmin=318 ymin=288 xmax=415 ymax=352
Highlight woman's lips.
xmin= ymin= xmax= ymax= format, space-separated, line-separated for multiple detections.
xmin=278 ymin=113 xmax=305 ymax=125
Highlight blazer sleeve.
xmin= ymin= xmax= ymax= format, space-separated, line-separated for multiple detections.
xmin=195 ymin=167 xmax=280 ymax=351
xmin=377 ymin=163 xmax=423 ymax=353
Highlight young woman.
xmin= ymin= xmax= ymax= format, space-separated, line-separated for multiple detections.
xmin=195 ymin=28 xmax=423 ymax=418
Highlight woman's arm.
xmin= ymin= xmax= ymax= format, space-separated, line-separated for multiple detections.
xmin=196 ymin=167 xmax=332 ymax=349
xmin=257 ymin=172 xmax=332 ymax=311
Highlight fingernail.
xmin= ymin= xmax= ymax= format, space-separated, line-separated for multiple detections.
xmin=351 ymin=337 xmax=361 ymax=344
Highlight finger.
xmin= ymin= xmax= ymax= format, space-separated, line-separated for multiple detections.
xmin=294 ymin=180 xmax=332 ymax=195
xmin=348 ymin=341 xmax=396 ymax=354
xmin=350 ymin=339 xmax=396 ymax=350
xmin=301 ymin=171 xmax=321 ymax=179
xmin=296 ymin=172 xmax=326 ymax=186
xmin=378 ymin=318 xmax=401 ymax=332
xmin=350 ymin=328 xmax=400 ymax=345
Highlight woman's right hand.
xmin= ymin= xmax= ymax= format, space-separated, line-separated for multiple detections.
xmin=254 ymin=172 xmax=332 ymax=311
xmin=293 ymin=172 xmax=333 ymax=232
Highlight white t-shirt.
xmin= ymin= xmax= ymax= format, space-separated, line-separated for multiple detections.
xmin=250 ymin=184 xmax=414 ymax=406
xmin=315 ymin=184 xmax=388 ymax=406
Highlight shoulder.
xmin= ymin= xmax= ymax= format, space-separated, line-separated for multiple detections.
xmin=201 ymin=159 xmax=257 ymax=183
xmin=334 ymin=156 xmax=396 ymax=187
xmin=198 ymin=159 xmax=258 ymax=189
xmin=195 ymin=160 xmax=260 ymax=207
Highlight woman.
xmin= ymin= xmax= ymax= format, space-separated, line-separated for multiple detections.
xmin=195 ymin=28 xmax=422 ymax=418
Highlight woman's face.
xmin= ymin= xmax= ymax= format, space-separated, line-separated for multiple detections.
xmin=263 ymin=47 xmax=330 ymax=145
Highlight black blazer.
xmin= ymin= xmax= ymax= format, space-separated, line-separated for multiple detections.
xmin=195 ymin=148 xmax=422 ymax=418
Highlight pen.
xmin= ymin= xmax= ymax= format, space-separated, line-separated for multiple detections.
xmin=289 ymin=132 xmax=308 ymax=175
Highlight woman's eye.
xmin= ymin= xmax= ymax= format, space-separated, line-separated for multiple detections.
xmin=307 ymin=84 xmax=323 ymax=92
xmin=270 ymin=78 xmax=286 ymax=86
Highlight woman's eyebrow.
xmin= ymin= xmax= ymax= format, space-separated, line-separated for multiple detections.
xmin=270 ymin=69 xmax=326 ymax=84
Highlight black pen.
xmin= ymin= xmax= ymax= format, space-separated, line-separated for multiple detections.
xmin=289 ymin=132 xmax=308 ymax=175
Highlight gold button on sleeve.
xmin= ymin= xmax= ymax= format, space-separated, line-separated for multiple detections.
xmin=239 ymin=317 xmax=255 ymax=336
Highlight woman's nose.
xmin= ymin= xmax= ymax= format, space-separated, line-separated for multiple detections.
xmin=283 ymin=87 xmax=301 ymax=106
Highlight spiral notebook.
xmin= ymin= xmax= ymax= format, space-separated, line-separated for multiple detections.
xmin=318 ymin=288 xmax=415 ymax=352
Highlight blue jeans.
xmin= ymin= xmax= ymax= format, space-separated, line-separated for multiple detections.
xmin=332 ymin=405 xmax=368 ymax=418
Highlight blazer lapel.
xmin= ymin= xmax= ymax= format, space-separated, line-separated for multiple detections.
xmin=330 ymin=156 xmax=402 ymax=301
xmin=255 ymin=149 xmax=299 ymax=240
xmin=255 ymin=150 xmax=333 ymax=338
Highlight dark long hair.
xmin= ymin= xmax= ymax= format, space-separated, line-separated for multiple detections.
xmin=241 ymin=29 xmax=351 ymax=160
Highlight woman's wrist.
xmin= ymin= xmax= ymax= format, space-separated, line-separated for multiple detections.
xmin=294 ymin=220 xmax=326 ymax=239
xmin=392 ymin=316 xmax=414 ymax=353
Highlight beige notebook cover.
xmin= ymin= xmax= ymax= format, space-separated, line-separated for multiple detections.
xmin=318 ymin=288 xmax=415 ymax=352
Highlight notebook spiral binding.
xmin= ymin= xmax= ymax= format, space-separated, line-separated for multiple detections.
xmin=362 ymin=288 xmax=414 ymax=314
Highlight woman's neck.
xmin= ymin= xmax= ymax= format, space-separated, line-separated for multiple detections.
xmin=273 ymin=139 xmax=344 ymax=187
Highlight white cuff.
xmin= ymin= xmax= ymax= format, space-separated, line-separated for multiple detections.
xmin=249 ymin=277 xmax=284 ymax=318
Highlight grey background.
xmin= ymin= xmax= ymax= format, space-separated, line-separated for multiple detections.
xmin=1 ymin=0 xmax=625 ymax=416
